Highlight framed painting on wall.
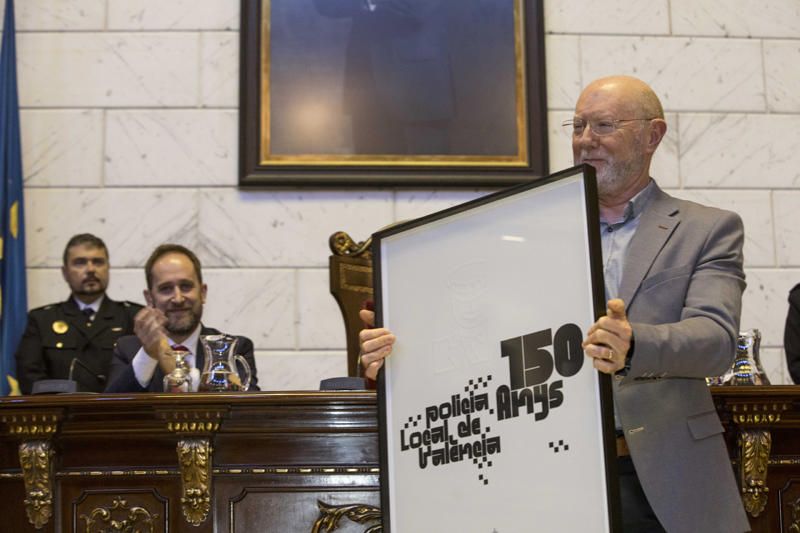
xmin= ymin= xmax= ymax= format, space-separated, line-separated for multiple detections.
xmin=239 ymin=0 xmax=548 ymax=186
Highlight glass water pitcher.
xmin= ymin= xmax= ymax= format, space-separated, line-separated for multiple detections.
xmin=198 ymin=334 xmax=252 ymax=392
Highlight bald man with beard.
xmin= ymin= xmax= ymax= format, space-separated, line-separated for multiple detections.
xmin=358 ymin=76 xmax=750 ymax=532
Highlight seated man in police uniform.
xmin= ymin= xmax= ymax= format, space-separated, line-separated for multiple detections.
xmin=15 ymin=234 xmax=143 ymax=393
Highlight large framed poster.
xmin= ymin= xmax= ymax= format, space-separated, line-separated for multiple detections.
xmin=373 ymin=165 xmax=621 ymax=532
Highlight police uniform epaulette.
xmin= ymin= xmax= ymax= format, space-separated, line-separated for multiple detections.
xmin=32 ymin=303 xmax=56 ymax=312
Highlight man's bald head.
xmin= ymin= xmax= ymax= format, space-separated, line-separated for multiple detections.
xmin=579 ymin=75 xmax=664 ymax=120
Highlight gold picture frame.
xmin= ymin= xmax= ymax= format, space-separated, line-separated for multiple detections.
xmin=239 ymin=0 xmax=548 ymax=186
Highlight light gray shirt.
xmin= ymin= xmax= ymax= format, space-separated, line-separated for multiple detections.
xmin=600 ymin=179 xmax=656 ymax=300
xmin=601 ymin=179 xmax=656 ymax=430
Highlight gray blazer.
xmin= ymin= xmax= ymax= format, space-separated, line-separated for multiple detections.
xmin=616 ymin=183 xmax=749 ymax=532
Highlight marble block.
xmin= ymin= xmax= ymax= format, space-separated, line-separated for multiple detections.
xmin=254 ymin=351 xmax=349 ymax=391
xmin=544 ymin=0 xmax=669 ymax=35
xmin=545 ymin=35 xmax=581 ymax=111
xmin=105 ymin=110 xmax=237 ymax=186
xmin=394 ymin=190 xmax=489 ymax=222
xmin=25 ymin=269 xmax=70 ymax=311
xmin=107 ymin=0 xmax=239 ymax=30
xmin=21 ymin=110 xmax=103 ymax=187
xmin=297 ymin=269 xmax=347 ymax=350
xmin=11 ymin=0 xmax=105 ymax=31
xmin=581 ymin=37 xmax=764 ymax=112
xmin=759 ymin=347 xmax=790 ymax=385
xmin=18 ymin=32 xmax=199 ymax=107
xmin=651 ymin=114 xmax=681 ymax=188
xmin=202 ymin=269 xmax=295 ymax=351
xmin=774 ymin=191 xmax=800 ymax=267
xmin=197 ymin=190 xmax=394 ymax=267
xmin=201 ymin=32 xmax=239 ymax=108
xmin=765 ymin=40 xmax=800 ymax=112
xmin=680 ymin=114 xmax=800 ymax=188
xmin=25 ymin=188 xmax=199 ymax=267
xmin=547 ymin=110 xmax=574 ymax=174
xmin=106 ymin=268 xmax=150 ymax=305
xmin=741 ymin=268 xmax=800 ymax=349
xmin=671 ymin=0 xmax=800 ymax=38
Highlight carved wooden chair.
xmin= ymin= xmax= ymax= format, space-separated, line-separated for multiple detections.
xmin=329 ymin=231 xmax=374 ymax=377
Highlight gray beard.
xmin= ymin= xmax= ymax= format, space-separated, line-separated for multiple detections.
xmin=589 ymin=149 xmax=646 ymax=199
xmin=595 ymin=167 xmax=625 ymax=196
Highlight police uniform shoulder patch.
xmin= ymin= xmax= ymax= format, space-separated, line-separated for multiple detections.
xmin=30 ymin=303 xmax=58 ymax=314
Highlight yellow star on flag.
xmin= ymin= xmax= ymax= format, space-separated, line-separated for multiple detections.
xmin=6 ymin=375 xmax=21 ymax=396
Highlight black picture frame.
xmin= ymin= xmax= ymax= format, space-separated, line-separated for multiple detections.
xmin=239 ymin=0 xmax=548 ymax=187
xmin=372 ymin=165 xmax=621 ymax=531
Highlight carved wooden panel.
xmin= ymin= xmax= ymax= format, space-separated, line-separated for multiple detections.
xmin=714 ymin=386 xmax=800 ymax=533
xmin=61 ymin=478 xmax=188 ymax=532
xmin=779 ymin=478 xmax=800 ymax=532
xmin=0 ymin=392 xmax=379 ymax=533
xmin=73 ymin=489 xmax=168 ymax=533
xmin=5 ymin=389 xmax=799 ymax=531
xmin=228 ymin=488 xmax=380 ymax=533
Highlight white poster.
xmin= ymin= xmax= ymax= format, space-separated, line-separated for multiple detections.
xmin=375 ymin=166 xmax=619 ymax=532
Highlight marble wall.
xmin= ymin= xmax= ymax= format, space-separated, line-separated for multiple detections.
xmin=13 ymin=0 xmax=800 ymax=387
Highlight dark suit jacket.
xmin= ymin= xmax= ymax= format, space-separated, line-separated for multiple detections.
xmin=15 ymin=296 xmax=143 ymax=394
xmin=105 ymin=326 xmax=259 ymax=393
xmin=785 ymin=283 xmax=800 ymax=384
xmin=615 ymin=183 xmax=749 ymax=532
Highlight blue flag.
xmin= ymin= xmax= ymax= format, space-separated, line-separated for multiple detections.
xmin=0 ymin=0 xmax=26 ymax=396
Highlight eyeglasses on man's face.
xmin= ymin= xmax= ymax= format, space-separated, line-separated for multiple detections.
xmin=562 ymin=117 xmax=656 ymax=136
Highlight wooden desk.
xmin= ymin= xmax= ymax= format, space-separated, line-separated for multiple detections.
xmin=3 ymin=388 xmax=798 ymax=532
xmin=0 ymin=392 xmax=380 ymax=532
xmin=713 ymin=385 xmax=800 ymax=533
